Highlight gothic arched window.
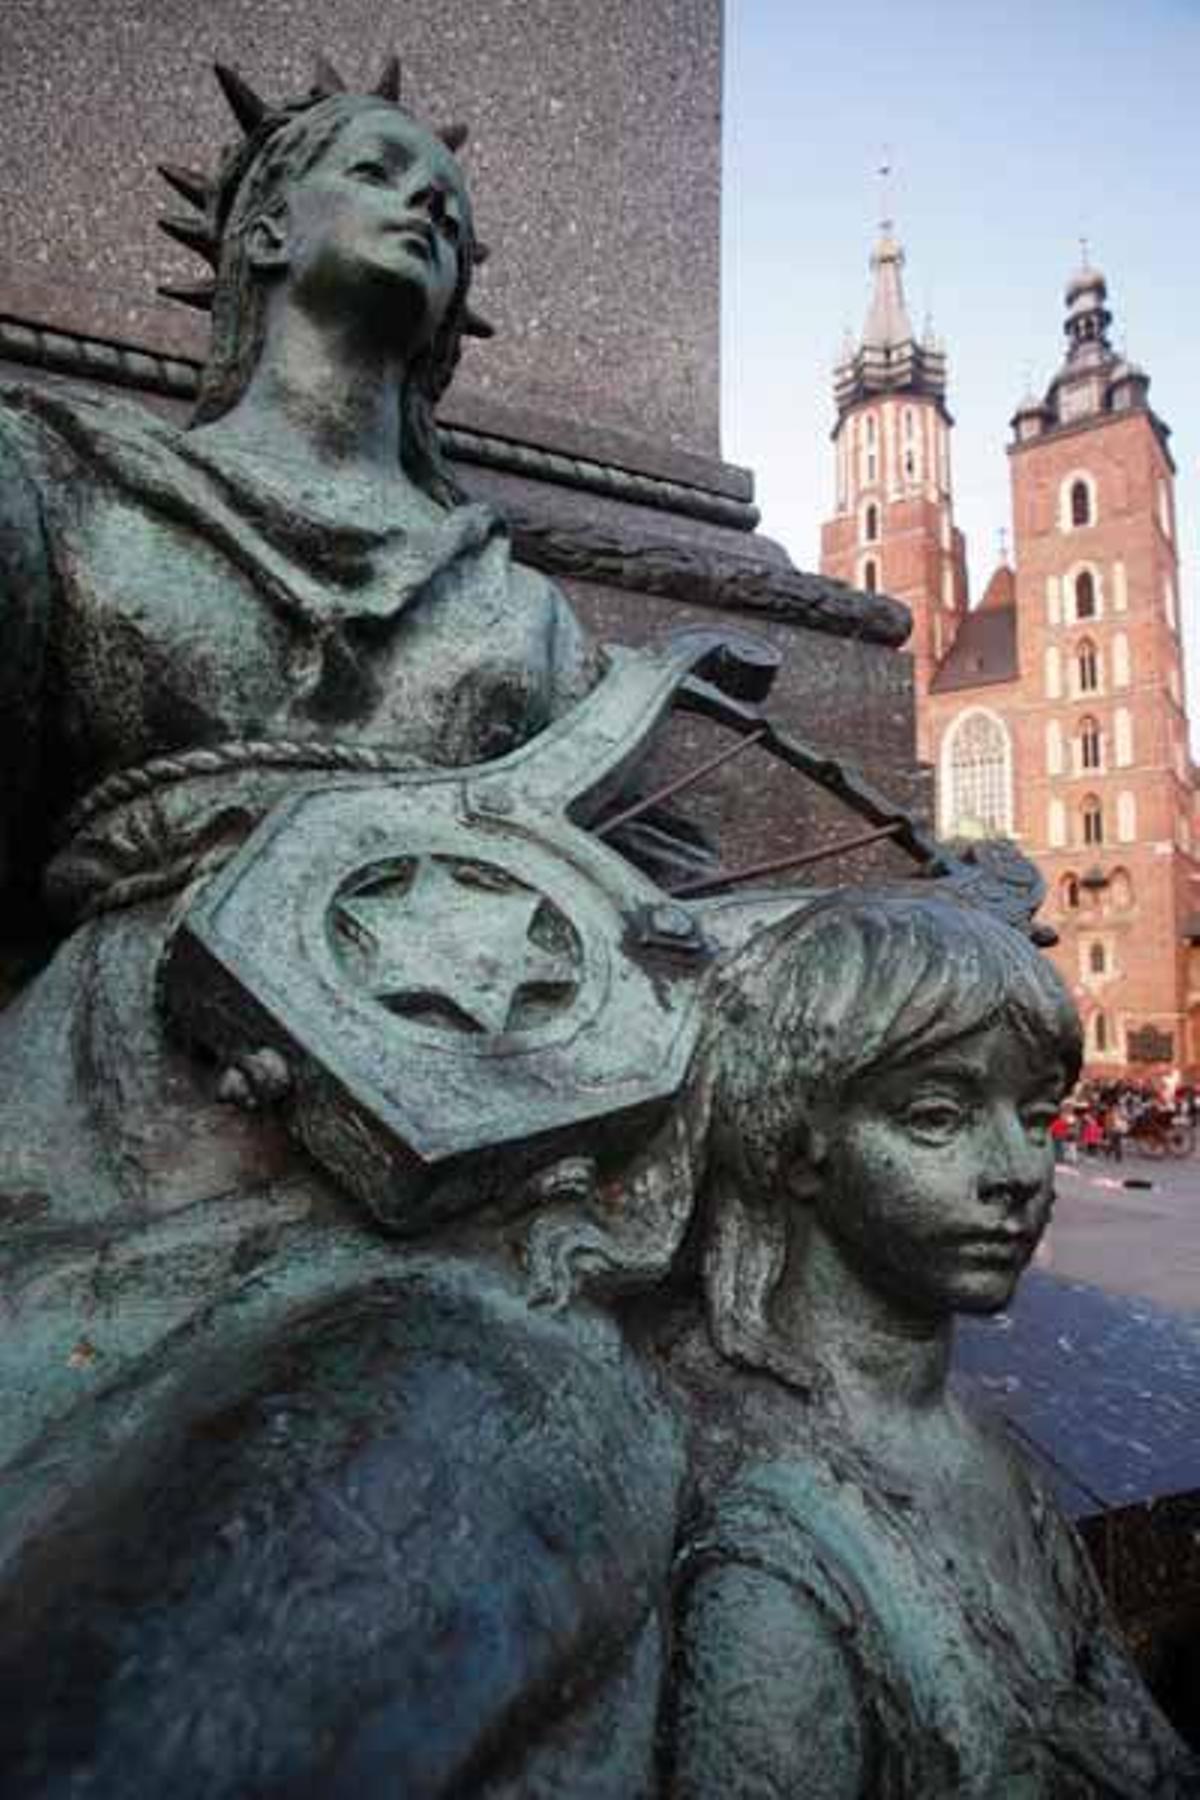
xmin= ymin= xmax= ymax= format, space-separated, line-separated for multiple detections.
xmin=1089 ymin=941 xmax=1107 ymax=975
xmin=1095 ymin=1012 xmax=1109 ymax=1053
xmin=942 ymin=711 xmax=1014 ymax=837
xmin=1077 ymin=639 xmax=1099 ymax=693
xmin=1071 ymin=480 xmax=1092 ymax=527
xmin=1075 ymin=570 xmax=1096 ymax=619
xmin=863 ymin=559 xmax=878 ymax=593
xmin=865 ymin=503 xmax=879 ymax=542
xmin=1079 ymin=715 xmax=1102 ymax=770
xmin=1082 ymin=794 xmax=1104 ymax=846
xmin=1061 ymin=873 xmax=1080 ymax=910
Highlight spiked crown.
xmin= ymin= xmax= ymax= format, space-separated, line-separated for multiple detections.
xmin=156 ymin=56 xmax=493 ymax=340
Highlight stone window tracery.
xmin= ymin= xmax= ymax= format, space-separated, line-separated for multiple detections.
xmin=941 ymin=710 xmax=1013 ymax=838
xmin=1081 ymin=794 xmax=1104 ymax=846
xmin=1077 ymin=639 xmax=1099 ymax=694
xmin=1071 ymin=480 xmax=1091 ymax=527
xmin=1079 ymin=715 xmax=1102 ymax=771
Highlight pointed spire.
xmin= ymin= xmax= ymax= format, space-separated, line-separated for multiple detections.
xmin=862 ymin=218 xmax=914 ymax=350
xmin=833 ymin=192 xmax=947 ymax=421
xmin=213 ymin=63 xmax=270 ymax=135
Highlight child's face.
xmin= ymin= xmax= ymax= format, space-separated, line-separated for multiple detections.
xmin=809 ymin=1020 xmax=1064 ymax=1318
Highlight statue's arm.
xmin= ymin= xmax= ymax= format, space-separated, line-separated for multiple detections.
xmin=663 ymin=1561 xmax=867 ymax=1799
xmin=0 ymin=412 xmax=52 ymax=901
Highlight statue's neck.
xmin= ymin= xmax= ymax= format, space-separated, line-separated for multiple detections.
xmin=206 ymin=306 xmax=414 ymax=482
xmin=770 ymin=1224 xmax=954 ymax=1418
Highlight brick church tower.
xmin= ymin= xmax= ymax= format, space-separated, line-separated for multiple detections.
xmin=919 ymin=258 xmax=1198 ymax=1074
xmin=819 ymin=217 xmax=968 ymax=757
xmin=1003 ymin=262 xmax=1197 ymax=1070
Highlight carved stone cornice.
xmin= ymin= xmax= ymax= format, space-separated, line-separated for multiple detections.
xmin=0 ymin=313 xmax=758 ymax=531
xmin=0 ymin=312 xmax=905 ymax=643
xmin=505 ymin=510 xmax=911 ymax=646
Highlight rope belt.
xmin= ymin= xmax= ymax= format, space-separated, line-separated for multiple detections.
xmin=52 ymin=737 xmax=422 ymax=921
xmin=62 ymin=737 xmax=419 ymax=840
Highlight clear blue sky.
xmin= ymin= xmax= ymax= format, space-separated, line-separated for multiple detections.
xmin=721 ymin=0 xmax=1199 ymax=730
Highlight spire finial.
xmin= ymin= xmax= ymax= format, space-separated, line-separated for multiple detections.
xmin=1079 ymin=233 xmax=1090 ymax=267
xmin=877 ymin=145 xmax=894 ymax=231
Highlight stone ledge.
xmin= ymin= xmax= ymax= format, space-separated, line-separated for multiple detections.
xmin=0 ymin=313 xmax=758 ymax=531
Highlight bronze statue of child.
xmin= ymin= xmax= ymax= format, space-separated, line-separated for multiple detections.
xmin=653 ymin=889 xmax=1198 ymax=1796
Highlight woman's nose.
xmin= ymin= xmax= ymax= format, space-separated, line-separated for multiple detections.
xmin=405 ymin=177 xmax=445 ymax=220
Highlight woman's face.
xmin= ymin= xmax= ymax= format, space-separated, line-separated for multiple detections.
xmin=808 ymin=1020 xmax=1063 ymax=1318
xmin=273 ymin=106 xmax=469 ymax=350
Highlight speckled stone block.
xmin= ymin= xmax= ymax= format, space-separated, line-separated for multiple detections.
xmin=956 ymin=1268 xmax=1200 ymax=1731
xmin=0 ymin=0 xmax=722 ymax=456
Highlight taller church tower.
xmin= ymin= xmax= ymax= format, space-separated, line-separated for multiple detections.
xmin=819 ymin=217 xmax=968 ymax=756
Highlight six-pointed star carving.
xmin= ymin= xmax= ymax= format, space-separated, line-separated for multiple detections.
xmin=336 ymin=857 xmax=577 ymax=1035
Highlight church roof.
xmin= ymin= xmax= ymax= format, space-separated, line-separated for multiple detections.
xmin=929 ymin=597 xmax=1018 ymax=693
xmin=977 ymin=561 xmax=1016 ymax=612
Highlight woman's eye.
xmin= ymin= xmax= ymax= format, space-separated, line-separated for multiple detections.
xmin=439 ymin=213 xmax=461 ymax=241
xmin=351 ymin=162 xmax=390 ymax=184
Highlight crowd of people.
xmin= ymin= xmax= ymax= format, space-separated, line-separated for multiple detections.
xmin=1051 ymin=1078 xmax=1200 ymax=1163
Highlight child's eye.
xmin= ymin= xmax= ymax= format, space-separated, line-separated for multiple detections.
xmin=1021 ymin=1105 xmax=1057 ymax=1141
xmin=900 ymin=1099 xmax=969 ymax=1139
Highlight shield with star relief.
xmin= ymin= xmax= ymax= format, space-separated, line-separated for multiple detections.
xmin=162 ymin=635 xmax=760 ymax=1231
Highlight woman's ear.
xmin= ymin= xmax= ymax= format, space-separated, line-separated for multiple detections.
xmin=247 ymin=211 xmax=290 ymax=275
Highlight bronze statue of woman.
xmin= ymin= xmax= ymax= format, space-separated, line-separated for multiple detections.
xmin=0 ymin=68 xmax=688 ymax=1798
xmin=0 ymin=60 xmax=600 ymax=1436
